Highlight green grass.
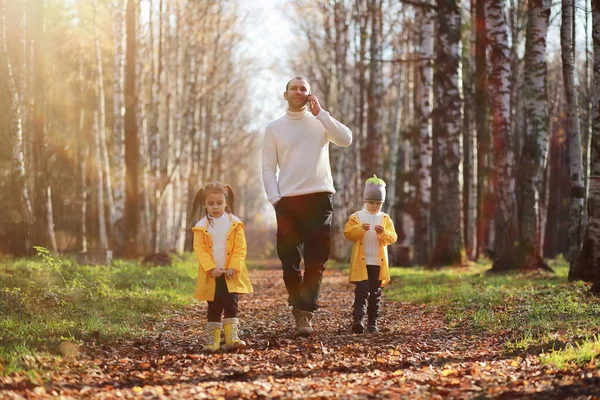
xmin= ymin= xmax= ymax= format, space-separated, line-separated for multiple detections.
xmin=540 ymin=335 xmax=600 ymax=369
xmin=386 ymin=257 xmax=600 ymax=368
xmin=0 ymin=250 xmax=199 ymax=375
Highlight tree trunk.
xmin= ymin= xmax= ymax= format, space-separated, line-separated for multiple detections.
xmin=582 ymin=0 xmax=591 ymax=218
xmin=364 ymin=0 xmax=383 ymax=178
xmin=516 ymin=0 xmax=552 ymax=271
xmin=414 ymin=5 xmax=434 ymax=265
xmin=486 ymin=0 xmax=520 ymax=271
xmin=462 ymin=0 xmax=476 ymax=260
xmin=112 ymin=0 xmax=126 ymax=252
xmin=561 ymin=0 xmax=584 ymax=273
xmin=30 ymin=0 xmax=56 ymax=252
xmin=123 ymin=0 xmax=139 ymax=258
xmin=573 ymin=0 xmax=600 ymax=283
xmin=430 ymin=0 xmax=466 ymax=266
xmin=93 ymin=111 xmax=109 ymax=250
xmin=0 ymin=0 xmax=33 ymax=255
xmin=93 ymin=0 xmax=111 ymax=250
xmin=387 ymin=54 xmax=403 ymax=220
xmin=475 ymin=0 xmax=493 ymax=259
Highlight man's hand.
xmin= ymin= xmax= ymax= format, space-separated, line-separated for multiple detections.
xmin=224 ymin=269 xmax=236 ymax=279
xmin=362 ymin=223 xmax=371 ymax=231
xmin=210 ymin=267 xmax=224 ymax=278
xmin=307 ymin=94 xmax=322 ymax=116
xmin=374 ymin=224 xmax=384 ymax=234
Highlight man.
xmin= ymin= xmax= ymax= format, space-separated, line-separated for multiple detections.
xmin=262 ymin=77 xmax=352 ymax=335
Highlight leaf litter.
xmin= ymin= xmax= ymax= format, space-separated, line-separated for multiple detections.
xmin=1 ymin=266 xmax=599 ymax=399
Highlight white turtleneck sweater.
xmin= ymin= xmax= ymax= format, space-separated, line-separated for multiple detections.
xmin=358 ymin=208 xmax=384 ymax=266
xmin=195 ymin=213 xmax=232 ymax=270
xmin=262 ymin=108 xmax=352 ymax=205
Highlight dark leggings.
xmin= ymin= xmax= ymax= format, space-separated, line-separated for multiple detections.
xmin=353 ymin=265 xmax=382 ymax=320
xmin=207 ymin=276 xmax=239 ymax=322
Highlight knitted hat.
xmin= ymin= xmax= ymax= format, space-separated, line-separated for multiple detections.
xmin=363 ymin=174 xmax=386 ymax=202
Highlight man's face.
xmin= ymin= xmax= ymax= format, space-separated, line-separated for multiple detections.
xmin=284 ymin=78 xmax=310 ymax=110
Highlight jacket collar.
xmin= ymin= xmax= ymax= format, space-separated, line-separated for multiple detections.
xmin=192 ymin=213 xmax=242 ymax=233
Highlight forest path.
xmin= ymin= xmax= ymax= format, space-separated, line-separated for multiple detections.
xmin=3 ymin=266 xmax=599 ymax=399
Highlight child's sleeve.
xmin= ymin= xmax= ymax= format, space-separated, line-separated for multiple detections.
xmin=377 ymin=216 xmax=398 ymax=246
xmin=344 ymin=215 xmax=364 ymax=242
xmin=228 ymin=224 xmax=247 ymax=271
xmin=192 ymin=229 xmax=218 ymax=272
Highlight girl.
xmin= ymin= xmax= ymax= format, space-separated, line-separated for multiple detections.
xmin=188 ymin=181 xmax=253 ymax=351
xmin=344 ymin=175 xmax=397 ymax=333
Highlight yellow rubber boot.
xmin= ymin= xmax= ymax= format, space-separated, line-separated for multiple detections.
xmin=202 ymin=322 xmax=222 ymax=352
xmin=223 ymin=318 xmax=246 ymax=350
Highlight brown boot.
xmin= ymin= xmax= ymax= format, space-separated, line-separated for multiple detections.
xmin=296 ymin=311 xmax=315 ymax=335
xmin=292 ymin=308 xmax=301 ymax=329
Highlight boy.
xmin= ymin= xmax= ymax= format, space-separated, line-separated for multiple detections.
xmin=343 ymin=175 xmax=398 ymax=333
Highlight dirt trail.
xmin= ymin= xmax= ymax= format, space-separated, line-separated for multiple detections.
xmin=2 ymin=267 xmax=599 ymax=399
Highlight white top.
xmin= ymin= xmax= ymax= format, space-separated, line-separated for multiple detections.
xmin=358 ymin=208 xmax=384 ymax=266
xmin=195 ymin=213 xmax=232 ymax=270
xmin=261 ymin=108 xmax=352 ymax=204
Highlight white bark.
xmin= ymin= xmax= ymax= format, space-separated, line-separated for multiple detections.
xmin=93 ymin=111 xmax=109 ymax=250
xmin=1 ymin=0 xmax=33 ymax=229
xmin=572 ymin=0 xmax=600 ymax=282
xmin=93 ymin=0 xmax=114 ymax=242
xmin=462 ymin=0 xmax=476 ymax=260
xmin=519 ymin=0 xmax=551 ymax=258
xmin=562 ymin=0 xmax=584 ymax=269
xmin=415 ymin=5 xmax=434 ymax=265
xmin=112 ymin=0 xmax=126 ymax=240
xmin=431 ymin=0 xmax=465 ymax=265
xmin=487 ymin=0 xmax=518 ymax=258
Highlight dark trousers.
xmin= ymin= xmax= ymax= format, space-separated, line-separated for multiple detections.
xmin=275 ymin=192 xmax=333 ymax=312
xmin=207 ymin=276 xmax=239 ymax=322
xmin=353 ymin=265 xmax=382 ymax=321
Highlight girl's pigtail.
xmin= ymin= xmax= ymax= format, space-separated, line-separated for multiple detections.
xmin=225 ymin=185 xmax=235 ymax=215
xmin=187 ymin=188 xmax=204 ymax=228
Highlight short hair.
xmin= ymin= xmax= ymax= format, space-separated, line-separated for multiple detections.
xmin=286 ymin=77 xmax=309 ymax=92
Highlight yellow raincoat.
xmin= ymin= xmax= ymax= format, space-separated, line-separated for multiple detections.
xmin=192 ymin=214 xmax=253 ymax=301
xmin=344 ymin=212 xmax=398 ymax=286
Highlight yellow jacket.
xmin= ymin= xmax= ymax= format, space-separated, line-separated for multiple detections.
xmin=344 ymin=211 xmax=398 ymax=286
xmin=192 ymin=214 xmax=253 ymax=301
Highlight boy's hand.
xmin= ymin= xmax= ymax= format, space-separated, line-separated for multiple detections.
xmin=374 ymin=224 xmax=384 ymax=234
xmin=210 ymin=268 xmax=224 ymax=278
xmin=224 ymin=269 xmax=236 ymax=279
xmin=362 ymin=223 xmax=371 ymax=231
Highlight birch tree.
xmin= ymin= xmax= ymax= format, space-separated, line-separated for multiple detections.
xmin=430 ymin=0 xmax=465 ymax=266
xmin=561 ymin=0 xmax=584 ymax=271
xmin=0 ymin=0 xmax=33 ymax=255
xmin=123 ymin=0 xmax=138 ymax=257
xmin=486 ymin=0 xmax=519 ymax=269
xmin=113 ymin=0 xmax=126 ymax=249
xmin=414 ymin=4 xmax=434 ymax=265
xmin=364 ymin=0 xmax=384 ymax=179
xmin=475 ymin=0 xmax=492 ymax=258
xmin=572 ymin=0 xmax=600 ymax=283
xmin=92 ymin=0 xmax=110 ymax=251
xmin=30 ymin=0 xmax=57 ymax=252
xmin=514 ymin=0 xmax=552 ymax=270
xmin=462 ymin=0 xmax=477 ymax=260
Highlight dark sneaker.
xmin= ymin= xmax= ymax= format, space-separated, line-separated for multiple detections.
xmin=351 ymin=320 xmax=365 ymax=334
xmin=367 ymin=320 xmax=379 ymax=333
